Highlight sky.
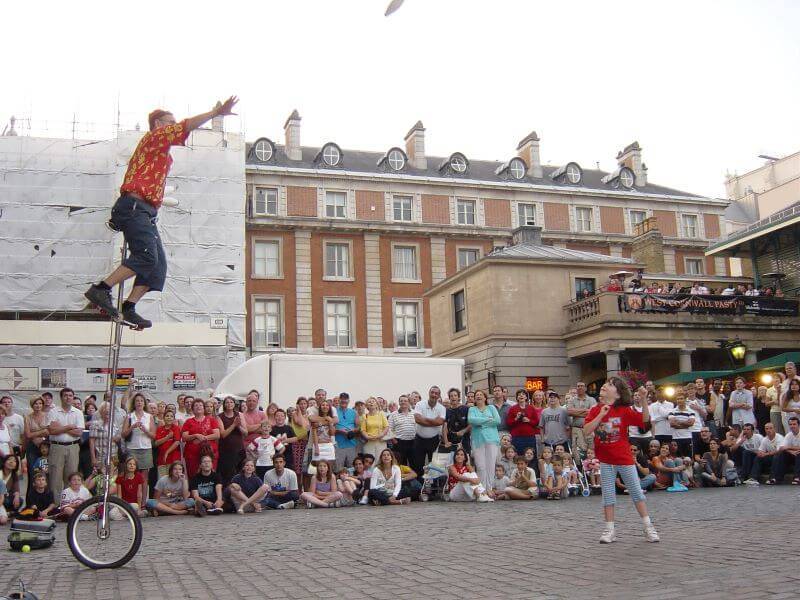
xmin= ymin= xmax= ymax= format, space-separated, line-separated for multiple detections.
xmin=2 ymin=0 xmax=799 ymax=198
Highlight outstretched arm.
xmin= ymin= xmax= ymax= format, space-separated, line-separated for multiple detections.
xmin=184 ymin=96 xmax=238 ymax=132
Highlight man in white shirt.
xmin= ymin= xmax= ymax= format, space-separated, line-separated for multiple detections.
xmin=729 ymin=377 xmax=756 ymax=426
xmin=769 ymin=416 xmax=800 ymax=485
xmin=668 ymin=393 xmax=695 ymax=457
xmin=46 ymin=387 xmax=85 ymax=494
xmin=173 ymin=393 xmax=189 ymax=425
xmin=412 ymin=386 xmax=446 ymax=481
xmin=744 ymin=422 xmax=783 ymax=485
xmin=0 ymin=396 xmax=25 ymax=456
xmin=650 ymin=393 xmax=675 ymax=446
xmin=684 ymin=383 xmax=707 ymax=455
xmin=730 ymin=423 xmax=763 ymax=478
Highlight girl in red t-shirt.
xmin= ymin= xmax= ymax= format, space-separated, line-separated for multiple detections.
xmin=114 ymin=456 xmax=146 ymax=517
xmin=584 ymin=377 xmax=659 ymax=544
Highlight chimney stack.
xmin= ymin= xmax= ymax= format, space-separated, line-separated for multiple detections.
xmin=516 ymin=131 xmax=543 ymax=178
xmin=283 ymin=109 xmax=302 ymax=161
xmin=616 ymin=141 xmax=647 ymax=186
xmin=404 ymin=121 xmax=427 ymax=169
xmin=211 ymin=102 xmax=224 ymax=132
xmin=512 ymin=225 xmax=543 ymax=246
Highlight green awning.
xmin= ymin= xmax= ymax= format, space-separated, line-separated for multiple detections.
xmin=654 ymin=370 xmax=732 ymax=385
xmin=731 ymin=351 xmax=800 ymax=375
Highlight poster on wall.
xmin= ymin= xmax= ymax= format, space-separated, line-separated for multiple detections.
xmin=0 ymin=367 xmax=39 ymax=391
xmin=173 ymin=372 xmax=197 ymax=390
xmin=41 ymin=368 xmax=68 ymax=389
xmin=135 ymin=375 xmax=159 ymax=392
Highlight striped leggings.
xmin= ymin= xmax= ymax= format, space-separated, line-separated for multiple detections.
xmin=600 ymin=463 xmax=646 ymax=507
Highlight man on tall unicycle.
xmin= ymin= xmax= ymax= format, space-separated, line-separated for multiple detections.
xmin=84 ymin=96 xmax=238 ymax=329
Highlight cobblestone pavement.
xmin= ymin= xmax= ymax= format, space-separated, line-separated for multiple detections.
xmin=2 ymin=486 xmax=799 ymax=600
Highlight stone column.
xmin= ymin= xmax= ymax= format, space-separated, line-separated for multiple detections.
xmin=430 ymin=236 xmax=447 ymax=285
xmin=364 ymin=233 xmax=383 ymax=353
xmin=679 ymin=348 xmax=694 ymax=373
xmin=295 ymin=230 xmax=313 ymax=351
xmin=566 ymin=358 xmax=582 ymax=384
xmin=605 ymin=350 xmax=621 ymax=377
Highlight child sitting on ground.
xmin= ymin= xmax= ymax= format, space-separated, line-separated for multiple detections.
xmin=498 ymin=446 xmax=517 ymax=479
xmin=582 ymin=448 xmax=601 ymax=488
xmin=543 ymin=457 xmax=569 ymax=500
xmin=538 ymin=446 xmax=554 ymax=482
xmin=504 ymin=456 xmax=538 ymax=500
xmin=57 ymin=472 xmax=93 ymax=520
xmin=492 ymin=464 xmax=511 ymax=500
xmin=524 ymin=447 xmax=537 ymax=470
xmin=562 ymin=451 xmax=580 ymax=496
xmin=25 ymin=472 xmax=56 ymax=518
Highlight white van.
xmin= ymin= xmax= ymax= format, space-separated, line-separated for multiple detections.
xmin=214 ymin=353 xmax=464 ymax=408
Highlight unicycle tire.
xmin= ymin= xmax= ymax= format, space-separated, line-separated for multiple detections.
xmin=67 ymin=496 xmax=143 ymax=569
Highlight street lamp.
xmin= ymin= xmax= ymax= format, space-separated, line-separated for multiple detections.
xmin=715 ymin=338 xmax=747 ymax=368
xmin=730 ymin=342 xmax=746 ymax=361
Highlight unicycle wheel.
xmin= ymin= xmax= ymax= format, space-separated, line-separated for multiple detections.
xmin=67 ymin=496 xmax=142 ymax=569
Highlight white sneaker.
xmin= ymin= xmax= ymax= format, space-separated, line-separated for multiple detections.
xmin=644 ymin=524 xmax=660 ymax=542
xmin=78 ymin=514 xmax=90 ymax=522
xmin=599 ymin=529 xmax=617 ymax=544
xmin=279 ymin=501 xmax=295 ymax=510
xmin=743 ymin=478 xmax=759 ymax=486
xmin=359 ymin=496 xmax=369 ymax=505
xmin=477 ymin=493 xmax=490 ymax=503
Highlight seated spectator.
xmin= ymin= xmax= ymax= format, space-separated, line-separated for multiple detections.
xmin=262 ymin=455 xmax=300 ymax=510
xmin=730 ymin=423 xmax=763 ymax=478
xmin=651 ymin=444 xmax=688 ymax=492
xmin=446 ymin=448 xmax=491 ymax=502
xmin=768 ymin=416 xmax=800 ymax=485
xmin=367 ymin=448 xmax=410 ymax=506
xmin=300 ymin=460 xmax=343 ymax=508
xmin=498 ymin=446 xmax=517 ymax=479
xmin=692 ymin=427 xmax=714 ymax=479
xmin=700 ymin=439 xmax=734 ymax=487
xmin=339 ymin=455 xmax=370 ymax=506
xmin=25 ymin=471 xmax=56 ymax=518
xmin=504 ymin=455 xmax=538 ymax=500
xmin=146 ymin=462 xmax=195 ymax=516
xmin=1 ymin=454 xmax=21 ymax=516
xmin=0 ymin=478 xmax=7 ymax=525
xmin=583 ymin=448 xmax=601 ymax=489
xmin=248 ymin=422 xmax=284 ymax=480
xmin=542 ymin=457 xmax=568 ymax=500
xmin=115 ymin=456 xmax=147 ymax=517
xmin=617 ymin=444 xmax=656 ymax=493
xmin=538 ymin=446 xmax=554 ymax=480
xmin=744 ymin=422 xmax=783 ymax=485
xmin=190 ymin=455 xmax=224 ymax=516
xmin=227 ymin=460 xmax=267 ymax=514
xmin=492 ymin=464 xmax=510 ymax=500
xmin=56 ymin=472 xmax=93 ymax=520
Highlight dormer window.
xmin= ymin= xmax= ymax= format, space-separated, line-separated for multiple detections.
xmin=551 ymin=161 xmax=583 ymax=185
xmin=509 ymin=158 xmax=526 ymax=180
xmin=388 ymin=148 xmax=406 ymax=171
xmin=251 ymin=138 xmax=275 ymax=163
xmin=440 ymin=152 xmax=469 ymax=175
xmin=317 ymin=142 xmax=342 ymax=167
xmin=619 ymin=167 xmax=635 ymax=189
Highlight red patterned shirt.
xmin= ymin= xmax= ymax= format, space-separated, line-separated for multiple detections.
xmin=120 ymin=120 xmax=190 ymax=209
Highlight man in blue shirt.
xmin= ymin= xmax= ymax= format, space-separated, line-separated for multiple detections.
xmin=334 ymin=392 xmax=358 ymax=471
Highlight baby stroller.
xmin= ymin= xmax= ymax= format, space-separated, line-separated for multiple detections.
xmin=570 ymin=455 xmax=591 ymax=497
xmin=420 ymin=446 xmax=453 ymax=502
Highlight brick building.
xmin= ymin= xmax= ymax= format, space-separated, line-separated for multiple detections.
xmin=244 ymin=111 xmax=730 ymax=356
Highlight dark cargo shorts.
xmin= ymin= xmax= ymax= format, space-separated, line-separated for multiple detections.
xmin=110 ymin=194 xmax=167 ymax=291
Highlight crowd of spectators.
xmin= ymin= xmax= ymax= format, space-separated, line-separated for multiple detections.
xmin=577 ymin=277 xmax=785 ymax=300
xmin=0 ymin=360 xmax=798 ymax=523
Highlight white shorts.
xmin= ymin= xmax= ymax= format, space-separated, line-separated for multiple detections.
xmin=313 ymin=442 xmax=335 ymax=462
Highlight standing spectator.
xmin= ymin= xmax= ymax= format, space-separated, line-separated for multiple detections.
xmin=729 ymin=377 xmax=756 ymax=427
xmin=540 ymin=392 xmax=571 ymax=451
xmin=468 ymin=389 xmax=501 ymax=495
xmin=685 ymin=383 xmax=708 ymax=455
xmin=217 ymin=396 xmax=246 ymax=485
xmin=46 ymin=388 xmax=85 ymax=497
xmin=780 ymin=378 xmax=800 ymax=434
xmin=442 ymin=388 xmax=470 ymax=454
xmin=668 ymin=392 xmax=695 ymax=457
xmin=334 ymin=393 xmax=359 ymax=471
xmin=122 ymin=392 xmax=156 ymax=495
xmin=568 ymin=382 xmax=596 ymax=452
xmin=24 ymin=396 xmax=50 ymax=494
xmin=754 ymin=386 xmax=771 ymax=435
xmin=89 ymin=402 xmax=120 ymax=471
xmin=411 ymin=387 xmax=447 ymax=481
xmin=248 ymin=422 xmax=284 ymax=480
xmin=584 ymin=377 xmax=659 ymax=543
xmin=629 ymin=388 xmax=654 ymax=452
xmin=766 ymin=374 xmax=785 ymax=435
xmin=694 ymin=379 xmax=718 ymax=437
xmin=744 ymin=422 xmax=783 ymax=484
xmin=174 ymin=394 xmax=190 ymax=425
xmin=290 ymin=397 xmax=310 ymax=480
xmin=0 ymin=408 xmax=11 ymax=457
xmin=181 ymin=398 xmax=221 ymax=478
xmin=768 ymin=416 xmax=800 ymax=485
xmin=189 ymin=454 xmax=224 ymax=516
xmin=154 ymin=410 xmax=182 ymax=479
xmin=310 ymin=399 xmax=336 ymax=469
xmin=367 ymin=448 xmax=410 ymax=506
xmin=491 ymin=385 xmax=511 ymax=434
xmin=388 ymin=395 xmax=416 ymax=466
xmin=270 ymin=409 xmax=297 ymax=472
xmin=146 ymin=461 xmax=195 ymax=516
xmin=241 ymin=390 xmax=267 ymax=460
xmin=649 ymin=392 xmax=675 ymax=447
xmin=0 ymin=396 xmax=24 ymax=457
xmin=261 ymin=455 xmax=300 ymax=510
xmin=506 ymin=389 xmax=540 ymax=456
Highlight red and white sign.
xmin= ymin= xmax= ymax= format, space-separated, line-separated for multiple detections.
xmin=172 ymin=372 xmax=197 ymax=390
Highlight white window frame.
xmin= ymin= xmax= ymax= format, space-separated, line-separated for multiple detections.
xmin=392 ymin=299 xmax=423 ymax=351
xmin=324 ymin=190 xmax=348 ymax=219
xmin=575 ymin=206 xmax=594 ymax=232
xmin=392 ymin=195 xmax=413 ymax=222
xmin=456 ymin=199 xmax=476 ymax=225
xmin=391 ymin=242 xmax=421 ymax=283
xmin=322 ymin=144 xmax=341 ymax=167
xmin=685 ymin=257 xmax=704 ymax=275
xmin=387 ymin=149 xmax=405 ymax=171
xmin=456 ymin=246 xmax=482 ymax=271
xmin=323 ymin=239 xmax=354 ymax=281
xmin=452 ymin=289 xmax=467 ymax=335
xmin=251 ymin=237 xmax=283 ymax=279
xmin=251 ymin=295 xmax=283 ymax=351
xmin=252 ymin=186 xmax=278 ymax=216
xmin=517 ymin=202 xmax=537 ymax=226
xmin=682 ymin=213 xmax=699 ymax=238
xmin=324 ymin=297 xmax=355 ymax=350
xmin=629 ymin=209 xmax=647 ymax=227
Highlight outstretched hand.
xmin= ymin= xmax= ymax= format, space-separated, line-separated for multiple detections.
xmin=216 ymin=96 xmax=239 ymax=117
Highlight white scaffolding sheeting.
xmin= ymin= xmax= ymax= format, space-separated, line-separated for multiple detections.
xmin=0 ymin=128 xmax=246 ymax=348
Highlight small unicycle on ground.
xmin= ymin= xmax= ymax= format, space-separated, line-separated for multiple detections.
xmin=66 ymin=495 xmax=143 ymax=569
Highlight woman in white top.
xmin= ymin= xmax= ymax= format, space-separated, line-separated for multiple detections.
xmin=629 ymin=388 xmax=653 ymax=452
xmin=367 ymin=449 xmax=410 ymax=506
xmin=781 ymin=378 xmax=800 ymax=434
xmin=122 ymin=392 xmax=156 ymax=492
xmin=388 ymin=395 xmax=417 ymax=466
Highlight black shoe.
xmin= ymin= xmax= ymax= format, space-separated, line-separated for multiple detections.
xmin=84 ymin=284 xmax=119 ymax=319
xmin=121 ymin=307 xmax=152 ymax=329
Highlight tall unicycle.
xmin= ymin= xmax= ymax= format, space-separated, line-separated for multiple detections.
xmin=68 ymin=240 xmax=143 ymax=569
